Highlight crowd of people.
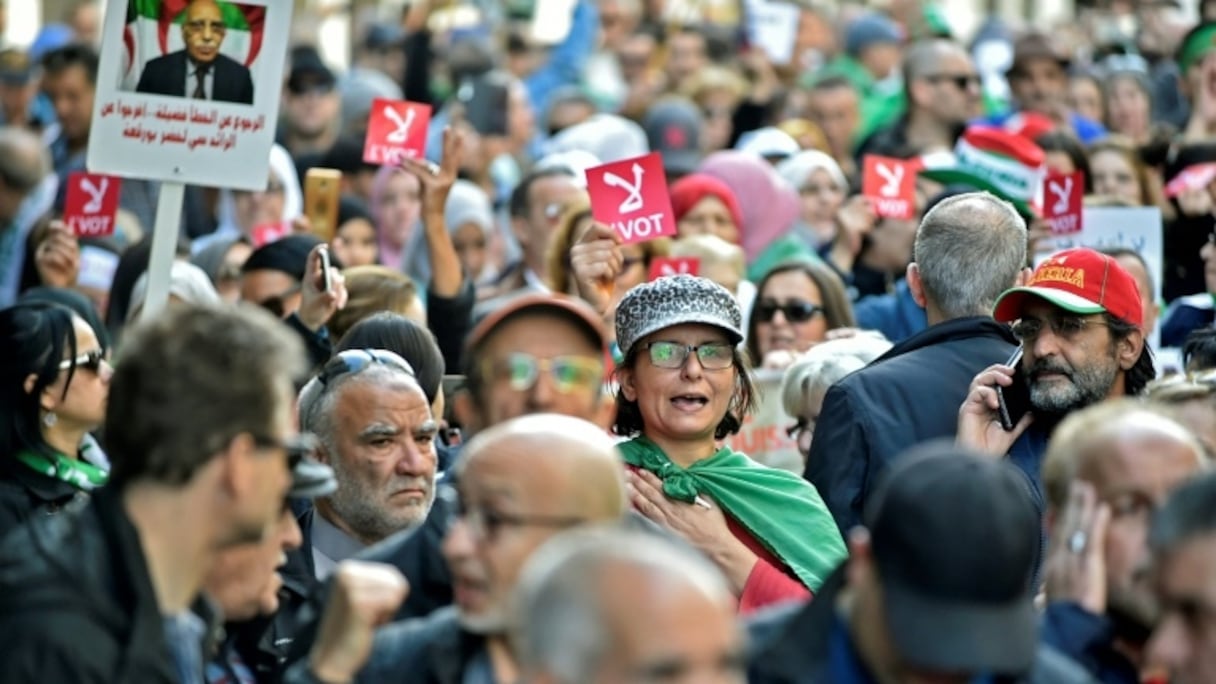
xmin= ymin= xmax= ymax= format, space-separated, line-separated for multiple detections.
xmin=3 ymin=0 xmax=1216 ymax=682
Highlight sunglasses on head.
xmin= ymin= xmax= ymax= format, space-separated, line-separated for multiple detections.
xmin=59 ymin=349 xmax=106 ymax=373
xmin=755 ymin=301 xmax=823 ymax=324
xmin=318 ymin=349 xmax=416 ymax=386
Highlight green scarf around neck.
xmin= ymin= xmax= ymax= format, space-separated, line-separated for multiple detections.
xmin=17 ymin=446 xmax=108 ymax=491
xmin=618 ymin=436 xmax=846 ymax=593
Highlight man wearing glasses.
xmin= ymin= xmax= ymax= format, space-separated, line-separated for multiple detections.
xmin=0 ymin=303 xmax=309 ymax=683
xmin=136 ymin=0 xmax=255 ymax=104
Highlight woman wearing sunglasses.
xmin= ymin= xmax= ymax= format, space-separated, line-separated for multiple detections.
xmin=0 ymin=303 xmax=113 ymax=532
xmin=746 ymin=259 xmax=856 ymax=368
xmin=612 ymin=275 xmax=846 ymax=614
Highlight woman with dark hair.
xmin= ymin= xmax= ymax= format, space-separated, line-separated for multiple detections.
xmin=1036 ymin=132 xmax=1093 ymax=193
xmin=0 ymin=302 xmax=113 ymax=531
xmin=746 ymin=259 xmax=855 ymax=367
xmin=612 ymin=275 xmax=845 ymax=614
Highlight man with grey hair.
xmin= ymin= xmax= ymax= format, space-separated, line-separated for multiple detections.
xmin=512 ymin=527 xmax=746 ymax=684
xmin=0 ymin=125 xmax=53 ymax=306
xmin=806 ymin=190 xmax=1029 ymax=534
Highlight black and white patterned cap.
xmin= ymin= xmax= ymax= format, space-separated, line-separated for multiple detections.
xmin=615 ymin=274 xmax=743 ymax=359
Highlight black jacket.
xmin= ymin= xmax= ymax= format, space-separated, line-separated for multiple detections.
xmin=805 ymin=316 xmax=1017 ymax=534
xmin=0 ymin=488 xmax=179 ymax=683
xmin=136 ymin=50 xmax=255 ymax=104
xmin=0 ymin=456 xmax=86 ymax=536
xmin=747 ymin=568 xmax=1096 ymax=684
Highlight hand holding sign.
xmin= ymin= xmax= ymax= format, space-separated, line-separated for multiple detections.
xmin=862 ymin=155 xmax=917 ymax=219
xmin=1041 ymin=171 xmax=1084 ymax=235
xmin=34 ymin=221 xmax=81 ymax=289
xmin=64 ymin=172 xmax=121 ymax=237
xmin=586 ymin=152 xmax=676 ymax=245
xmin=569 ymin=221 xmax=624 ymax=314
xmin=364 ymin=99 xmax=432 ymax=165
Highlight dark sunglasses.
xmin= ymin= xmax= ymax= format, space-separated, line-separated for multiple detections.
xmin=58 ymin=349 xmax=106 ymax=373
xmin=755 ymin=301 xmax=824 ymax=324
xmin=257 ymin=284 xmax=303 ymax=317
xmin=318 ymin=349 xmax=416 ymax=386
xmin=926 ymin=73 xmax=981 ymax=90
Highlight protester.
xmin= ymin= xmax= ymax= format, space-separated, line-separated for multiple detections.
xmin=808 ymin=192 xmax=1026 ymax=533
xmin=513 ymin=527 xmax=746 ymax=684
xmin=669 ymin=172 xmax=744 ymax=245
xmin=775 ymin=150 xmax=850 ymax=249
xmin=668 ymin=233 xmax=750 ymax=302
xmin=1087 ymin=139 xmax=1154 ymax=207
xmin=993 ymin=33 xmax=1106 ymax=143
xmin=613 ymin=274 xmax=846 ymax=611
xmin=752 ymin=442 xmax=1092 ymax=683
xmin=0 ymin=303 xmax=309 ymax=681
xmin=325 ymin=265 xmax=424 ymax=343
xmin=329 ymin=196 xmax=378 ymax=268
xmin=0 ymin=301 xmax=111 ymax=531
xmin=125 ymin=260 xmax=221 ymax=322
xmin=1145 ymin=371 xmax=1216 ymax=456
xmin=1040 ymin=401 xmax=1206 ymax=683
xmin=746 ymin=259 xmax=856 ymax=368
xmin=290 ymin=413 xmax=629 ymax=683
xmin=191 ymin=236 xmax=252 ymax=304
xmin=0 ymin=126 xmax=53 ymax=306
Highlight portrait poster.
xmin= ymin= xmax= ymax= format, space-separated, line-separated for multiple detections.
xmin=88 ymin=0 xmax=292 ymax=189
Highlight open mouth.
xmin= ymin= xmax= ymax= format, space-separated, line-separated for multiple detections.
xmin=671 ymin=394 xmax=710 ymax=411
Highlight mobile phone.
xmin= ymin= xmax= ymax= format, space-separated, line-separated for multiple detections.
xmin=318 ymin=246 xmax=332 ymax=294
xmin=304 ymin=168 xmax=342 ymax=243
xmin=456 ymin=74 xmax=509 ymax=137
xmin=995 ymin=346 xmax=1032 ymax=432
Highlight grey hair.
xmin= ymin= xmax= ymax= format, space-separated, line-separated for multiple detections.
xmin=512 ymin=526 xmax=734 ymax=684
xmin=780 ymin=335 xmax=893 ymax=417
xmin=0 ymin=126 xmax=51 ymax=192
xmin=913 ymin=192 xmax=1027 ymax=319
xmin=298 ymin=363 xmax=419 ymax=459
xmin=1150 ymin=470 xmax=1216 ymax=554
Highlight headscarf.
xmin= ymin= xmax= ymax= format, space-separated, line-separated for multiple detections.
xmin=406 ymin=180 xmax=494 ymax=285
xmin=190 ymin=236 xmax=246 ymax=285
xmin=775 ymin=150 xmax=849 ymax=194
xmin=698 ymin=151 xmax=801 ymax=263
xmin=545 ymin=113 xmax=649 ymax=164
xmin=126 ymin=261 xmax=222 ymax=322
xmin=669 ymin=173 xmax=744 ymax=232
xmin=370 ymin=164 xmax=421 ymax=271
xmin=213 ymin=144 xmax=302 ymax=237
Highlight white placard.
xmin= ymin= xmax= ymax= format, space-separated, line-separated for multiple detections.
xmin=726 ymin=369 xmax=802 ymax=474
xmin=88 ymin=0 xmax=292 ymax=190
xmin=746 ymin=0 xmax=801 ymax=66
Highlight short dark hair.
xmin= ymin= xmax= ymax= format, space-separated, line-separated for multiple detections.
xmin=746 ymin=260 xmax=855 ymax=366
xmin=105 ymin=304 xmax=308 ymax=489
xmin=336 ymin=312 xmax=444 ymax=404
xmin=0 ymin=303 xmax=78 ymax=459
xmin=1183 ymin=326 xmax=1216 ymax=372
xmin=612 ymin=344 xmax=757 ymax=441
xmin=1150 ymin=470 xmax=1216 ymax=554
xmin=40 ymin=43 xmax=99 ymax=85
xmin=509 ymin=167 xmax=577 ymax=219
xmin=1106 ymin=312 xmax=1154 ymax=397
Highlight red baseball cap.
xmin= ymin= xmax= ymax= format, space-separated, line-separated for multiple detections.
xmin=992 ymin=248 xmax=1143 ymax=327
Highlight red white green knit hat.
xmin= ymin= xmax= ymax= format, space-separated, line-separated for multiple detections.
xmin=920 ymin=127 xmax=1047 ymax=216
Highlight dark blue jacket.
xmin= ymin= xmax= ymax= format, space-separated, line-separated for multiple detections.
xmin=1041 ymin=602 xmax=1139 ymax=684
xmin=853 ymin=279 xmax=928 ymax=344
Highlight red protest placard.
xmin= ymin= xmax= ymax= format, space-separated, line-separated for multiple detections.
xmin=862 ymin=155 xmax=917 ymax=219
xmin=64 ymin=172 xmax=121 ymax=237
xmin=363 ymin=99 xmax=432 ymax=165
xmin=1041 ymin=172 xmax=1084 ymax=235
xmin=586 ymin=152 xmax=676 ymax=244
xmin=251 ymin=222 xmax=292 ymax=248
xmin=648 ymin=256 xmax=700 ymax=281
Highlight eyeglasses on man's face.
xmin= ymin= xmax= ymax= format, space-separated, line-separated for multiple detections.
xmin=484 ymin=353 xmax=603 ymax=394
xmin=1010 ymin=314 xmax=1108 ymax=343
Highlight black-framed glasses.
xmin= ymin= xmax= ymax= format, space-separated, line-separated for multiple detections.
xmin=59 ymin=348 xmax=106 ymax=373
xmin=645 ymin=341 xmax=735 ymax=370
xmin=257 ymin=284 xmax=302 ymax=317
xmin=253 ymin=432 xmax=318 ymax=469
xmin=318 ymin=349 xmax=415 ymax=386
xmin=755 ymin=301 xmax=824 ymax=324
xmin=443 ymin=484 xmax=584 ymax=542
xmin=1011 ymin=315 xmax=1109 ymax=343
xmin=925 ymin=73 xmax=981 ymax=90
xmin=483 ymin=353 xmax=603 ymax=394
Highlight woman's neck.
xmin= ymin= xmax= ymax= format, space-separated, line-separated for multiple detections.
xmin=42 ymin=423 xmax=86 ymax=459
xmin=646 ymin=434 xmax=718 ymax=468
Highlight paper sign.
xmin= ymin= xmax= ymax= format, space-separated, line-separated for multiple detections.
xmin=648 ymin=256 xmax=700 ymax=281
xmin=746 ymin=0 xmax=801 ymax=66
xmin=1041 ymin=172 xmax=1084 ymax=235
xmin=64 ymin=172 xmax=121 ymax=237
xmin=251 ymin=221 xmax=292 ymax=248
xmin=727 ymin=369 xmax=802 ymax=473
xmin=1165 ymin=162 xmax=1216 ymax=198
xmin=586 ymin=152 xmax=676 ymax=244
xmin=364 ymin=99 xmax=432 ymax=165
xmin=862 ymin=155 xmax=917 ymax=219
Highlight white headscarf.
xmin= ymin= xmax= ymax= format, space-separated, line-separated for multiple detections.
xmin=775 ymin=150 xmax=849 ymax=193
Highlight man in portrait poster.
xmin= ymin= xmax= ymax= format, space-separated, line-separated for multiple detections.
xmin=135 ymin=0 xmax=254 ymax=104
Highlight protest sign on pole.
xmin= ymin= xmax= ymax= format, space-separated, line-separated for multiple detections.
xmin=90 ymin=0 xmax=293 ymax=319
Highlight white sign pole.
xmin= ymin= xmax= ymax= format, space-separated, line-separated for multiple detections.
xmin=139 ymin=182 xmax=185 ymax=321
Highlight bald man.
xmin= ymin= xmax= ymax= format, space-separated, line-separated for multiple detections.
xmin=136 ymin=0 xmax=254 ymax=103
xmin=1040 ymin=400 xmax=1208 ymax=683
xmin=513 ymin=527 xmax=746 ymax=684
xmin=294 ymin=414 xmax=628 ymax=684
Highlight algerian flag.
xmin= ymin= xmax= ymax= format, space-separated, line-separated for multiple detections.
xmin=121 ymin=0 xmax=266 ymax=90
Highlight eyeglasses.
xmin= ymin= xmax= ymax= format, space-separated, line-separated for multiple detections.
xmin=645 ymin=341 xmax=735 ymax=370
xmin=185 ymin=20 xmax=227 ymax=34
xmin=257 ymin=284 xmax=302 ymax=317
xmin=755 ymin=301 xmax=824 ymax=324
xmin=59 ymin=349 xmax=106 ymax=373
xmin=1011 ymin=315 xmax=1109 ymax=342
xmin=786 ymin=418 xmax=816 ymax=453
xmin=253 ymin=432 xmax=318 ymax=469
xmin=485 ymin=353 xmax=603 ymax=394
xmin=443 ymin=484 xmax=584 ymax=543
xmin=925 ymin=73 xmax=981 ymax=90
xmin=318 ymin=349 xmax=415 ymax=386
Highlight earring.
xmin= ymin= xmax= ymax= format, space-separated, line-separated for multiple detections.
xmin=42 ymin=412 xmax=57 ymax=428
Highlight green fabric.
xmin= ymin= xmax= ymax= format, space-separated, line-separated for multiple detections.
xmin=921 ymin=4 xmax=953 ymax=38
xmin=17 ymin=448 xmax=108 ymax=491
xmin=128 ymin=0 xmax=159 ymax=21
xmin=746 ymin=235 xmax=815 ymax=282
xmin=618 ymin=436 xmax=847 ymax=593
xmin=1178 ymin=23 xmax=1216 ymax=74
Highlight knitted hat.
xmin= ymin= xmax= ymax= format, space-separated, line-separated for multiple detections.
xmin=920 ymin=127 xmax=1046 ymax=216
xmin=992 ymin=248 xmax=1143 ymax=327
xmin=615 ymin=275 xmax=743 ymax=359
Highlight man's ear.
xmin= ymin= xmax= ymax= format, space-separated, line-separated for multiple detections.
xmin=1117 ymin=327 xmax=1145 ymax=371
xmin=1016 ymin=266 xmax=1033 ymax=287
xmin=906 ymin=263 xmax=927 ymax=309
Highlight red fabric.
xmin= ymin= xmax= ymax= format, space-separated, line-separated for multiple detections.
xmin=624 ymin=464 xmax=812 ymax=614
xmin=668 ymin=173 xmax=744 ymax=231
